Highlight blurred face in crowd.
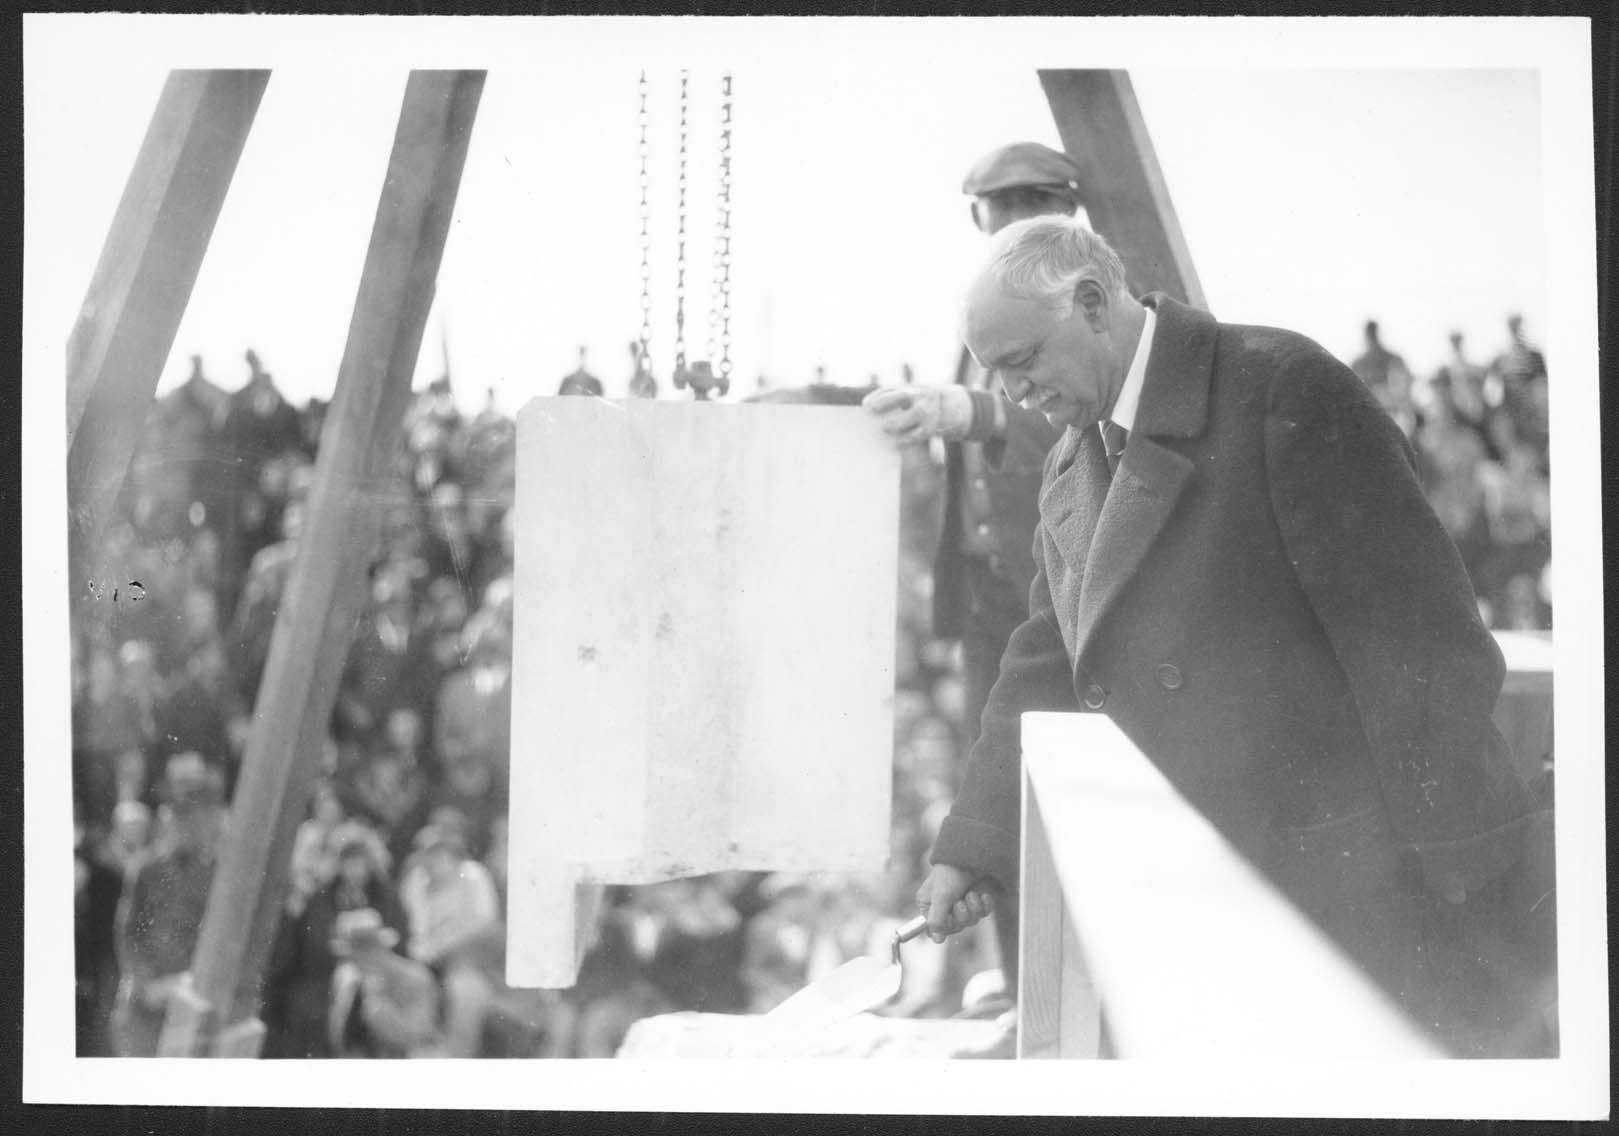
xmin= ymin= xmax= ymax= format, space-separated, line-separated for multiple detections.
xmin=259 ymin=458 xmax=289 ymax=500
xmin=119 ymin=641 xmax=158 ymax=692
xmin=186 ymin=641 xmax=229 ymax=689
xmin=183 ymin=588 xmax=219 ymax=640
xmin=963 ymin=272 xmax=1128 ymax=434
xmin=291 ymin=851 xmax=323 ymax=899
xmin=88 ymin=652 xmax=118 ymax=700
xmin=431 ymin=485 xmax=466 ymax=540
xmin=338 ymin=847 xmax=372 ymax=890
xmin=386 ymin=708 xmax=423 ymax=753
xmin=281 ymin=501 xmax=306 ymax=542
xmin=448 ymin=759 xmax=490 ymax=797
xmin=373 ymin=567 xmax=414 ymax=622
xmin=240 ymin=492 xmax=267 ymax=532
xmin=367 ymin=754 xmax=406 ymax=798
xmin=113 ymin=801 xmax=151 ymax=852
xmin=423 ymin=845 xmax=461 ymax=887
xmin=432 ymin=585 xmax=470 ymax=635
xmin=482 ymin=578 xmax=515 ymax=628
xmin=312 ymin=781 xmax=345 ymax=827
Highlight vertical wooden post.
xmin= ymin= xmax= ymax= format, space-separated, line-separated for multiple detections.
xmin=66 ymin=70 xmax=268 ymax=575
xmin=1017 ymin=775 xmax=1101 ymax=1059
xmin=159 ymin=70 xmax=486 ymax=1057
xmin=1038 ymin=70 xmax=1207 ymax=309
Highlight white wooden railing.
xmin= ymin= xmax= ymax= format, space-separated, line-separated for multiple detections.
xmin=1015 ymin=712 xmax=1445 ymax=1060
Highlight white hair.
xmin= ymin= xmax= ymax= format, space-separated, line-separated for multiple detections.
xmin=985 ymin=215 xmax=1130 ymax=315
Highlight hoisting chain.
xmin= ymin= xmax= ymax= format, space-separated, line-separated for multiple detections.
xmin=709 ymin=74 xmax=734 ymax=386
xmin=673 ymin=70 xmax=690 ymax=376
xmin=636 ymin=72 xmax=654 ymax=384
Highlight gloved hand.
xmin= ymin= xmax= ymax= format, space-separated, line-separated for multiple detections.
xmin=863 ymin=384 xmax=974 ymax=446
xmin=916 ymin=863 xmax=997 ymax=943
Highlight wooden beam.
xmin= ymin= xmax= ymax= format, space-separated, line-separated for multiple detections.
xmin=65 ymin=70 xmax=268 ymax=572
xmin=1038 ymin=70 xmax=1207 ymax=309
xmin=158 ymin=70 xmax=486 ymax=1056
xmin=1017 ymin=776 xmax=1101 ymax=1059
xmin=1019 ymin=712 xmax=1442 ymax=1058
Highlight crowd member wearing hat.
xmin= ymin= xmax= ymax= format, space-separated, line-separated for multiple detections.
xmin=399 ymin=824 xmax=503 ymax=1057
xmin=327 ymin=908 xmax=443 ymax=1058
xmin=862 ymin=141 xmax=1082 ymax=993
xmin=262 ymin=823 xmax=406 ymax=1058
xmin=432 ymin=608 xmax=514 ymax=833
xmin=109 ymin=754 xmax=225 ymax=1056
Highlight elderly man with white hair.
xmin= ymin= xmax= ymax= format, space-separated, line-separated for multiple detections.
xmin=916 ymin=216 xmax=1555 ymax=1058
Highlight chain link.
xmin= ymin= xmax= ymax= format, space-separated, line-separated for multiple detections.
xmin=673 ymin=70 xmax=689 ymax=373
xmin=636 ymin=72 xmax=653 ymax=382
xmin=715 ymin=74 xmax=733 ymax=383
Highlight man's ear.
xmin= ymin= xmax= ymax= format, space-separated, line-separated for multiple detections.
xmin=1072 ymin=278 xmax=1110 ymax=329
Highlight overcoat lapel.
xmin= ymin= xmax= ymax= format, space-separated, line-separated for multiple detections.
xmin=1071 ymin=436 xmax=1194 ymax=662
xmin=1055 ymin=293 xmax=1220 ymax=665
xmin=1040 ymin=427 xmax=1110 ymax=571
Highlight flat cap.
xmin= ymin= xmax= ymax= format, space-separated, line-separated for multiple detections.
xmin=961 ymin=142 xmax=1082 ymax=198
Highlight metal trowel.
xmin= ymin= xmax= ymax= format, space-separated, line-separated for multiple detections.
xmin=757 ymin=914 xmax=931 ymax=1038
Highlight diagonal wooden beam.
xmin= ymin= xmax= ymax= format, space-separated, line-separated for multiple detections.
xmin=1039 ymin=70 xmax=1207 ymax=310
xmin=66 ymin=70 xmax=268 ymax=571
xmin=158 ymin=69 xmax=486 ymax=1056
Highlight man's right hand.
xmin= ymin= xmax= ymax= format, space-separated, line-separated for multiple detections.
xmin=916 ymin=863 xmax=997 ymax=943
xmin=863 ymin=385 xmax=974 ymax=446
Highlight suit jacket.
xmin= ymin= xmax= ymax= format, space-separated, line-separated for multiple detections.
xmin=932 ymin=296 xmax=1544 ymax=1048
xmin=932 ymin=350 xmax=1061 ymax=637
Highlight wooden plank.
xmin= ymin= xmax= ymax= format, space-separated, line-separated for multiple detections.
xmin=1020 ymin=712 xmax=1442 ymax=1058
xmin=1038 ymin=70 xmax=1207 ymax=309
xmin=1016 ymin=779 xmax=1062 ymax=1058
xmin=1056 ymin=897 xmax=1100 ymax=1059
xmin=162 ymin=70 xmax=486 ymax=1056
xmin=66 ymin=70 xmax=267 ymax=572
xmin=1018 ymin=756 xmax=1101 ymax=1059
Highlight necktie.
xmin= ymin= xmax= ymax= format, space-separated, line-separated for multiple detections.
xmin=1101 ymin=420 xmax=1128 ymax=475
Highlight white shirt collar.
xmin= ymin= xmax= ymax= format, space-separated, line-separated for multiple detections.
xmin=1103 ymin=304 xmax=1156 ymax=436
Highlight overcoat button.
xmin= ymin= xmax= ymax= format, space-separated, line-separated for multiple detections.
xmin=1157 ymin=663 xmax=1184 ymax=691
xmin=1082 ymin=683 xmax=1106 ymax=710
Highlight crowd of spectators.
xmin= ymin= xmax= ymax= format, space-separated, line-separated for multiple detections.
xmin=1350 ymin=314 xmax=1553 ymax=631
xmin=70 ymin=347 xmax=998 ymax=1060
xmin=70 ymin=312 xmax=1551 ymax=1059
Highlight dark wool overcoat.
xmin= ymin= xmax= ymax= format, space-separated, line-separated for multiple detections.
xmin=932 ymin=294 xmax=1550 ymax=1055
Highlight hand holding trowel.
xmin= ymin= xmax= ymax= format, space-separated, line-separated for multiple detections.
xmin=749 ymin=880 xmax=997 ymax=1049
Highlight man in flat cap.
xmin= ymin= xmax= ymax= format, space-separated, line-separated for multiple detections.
xmin=863 ymin=142 xmax=1083 ymax=994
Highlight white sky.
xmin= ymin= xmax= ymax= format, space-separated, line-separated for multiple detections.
xmin=28 ymin=20 xmax=1546 ymax=412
